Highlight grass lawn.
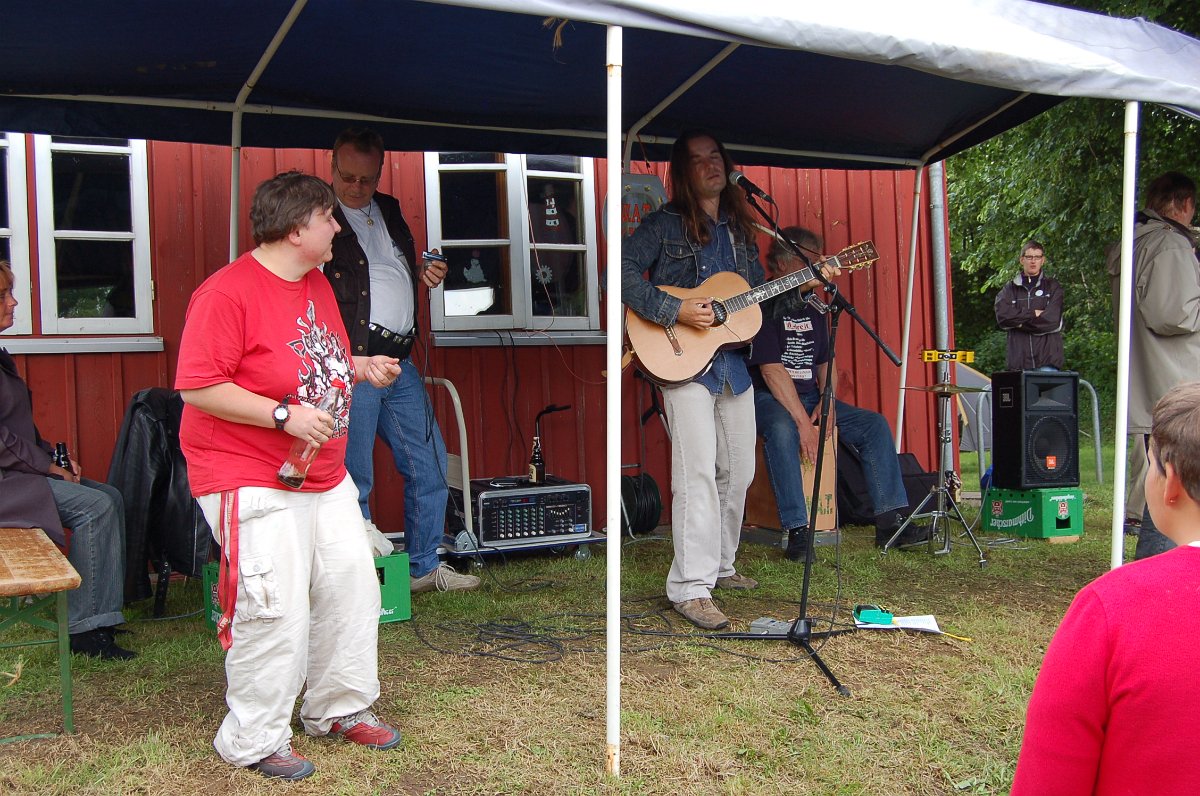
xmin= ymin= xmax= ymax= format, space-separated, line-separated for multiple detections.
xmin=0 ymin=443 xmax=1131 ymax=795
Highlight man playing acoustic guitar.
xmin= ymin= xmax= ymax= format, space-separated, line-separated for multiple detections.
xmin=620 ymin=130 xmax=769 ymax=630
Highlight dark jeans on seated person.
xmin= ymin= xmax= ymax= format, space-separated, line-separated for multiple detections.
xmin=754 ymin=390 xmax=908 ymax=529
xmin=47 ymin=477 xmax=127 ymax=634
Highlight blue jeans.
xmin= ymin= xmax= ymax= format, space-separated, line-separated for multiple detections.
xmin=47 ymin=477 xmax=127 ymax=634
xmin=755 ymin=390 xmax=908 ymax=528
xmin=345 ymin=360 xmax=448 ymax=578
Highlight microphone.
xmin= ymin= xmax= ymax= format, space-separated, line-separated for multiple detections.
xmin=729 ymin=171 xmax=774 ymax=203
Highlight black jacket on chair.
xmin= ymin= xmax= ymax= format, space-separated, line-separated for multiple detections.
xmin=107 ymin=388 xmax=210 ymax=603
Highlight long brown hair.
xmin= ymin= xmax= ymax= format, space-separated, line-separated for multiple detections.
xmin=667 ymin=129 xmax=755 ymax=246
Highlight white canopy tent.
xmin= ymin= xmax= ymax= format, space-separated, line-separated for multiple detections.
xmin=4 ymin=0 xmax=1200 ymax=774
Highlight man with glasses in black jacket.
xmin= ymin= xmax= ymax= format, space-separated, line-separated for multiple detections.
xmin=323 ymin=128 xmax=479 ymax=594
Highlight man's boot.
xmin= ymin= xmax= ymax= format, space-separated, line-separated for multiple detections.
xmin=785 ymin=525 xmax=810 ymax=562
xmin=875 ymin=511 xmax=931 ymax=548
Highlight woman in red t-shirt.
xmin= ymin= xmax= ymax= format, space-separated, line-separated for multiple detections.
xmin=177 ymin=172 xmax=402 ymax=781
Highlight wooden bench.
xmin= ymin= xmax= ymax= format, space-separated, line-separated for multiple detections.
xmin=0 ymin=527 xmax=82 ymax=741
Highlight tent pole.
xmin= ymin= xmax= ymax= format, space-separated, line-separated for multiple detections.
xmin=227 ymin=0 xmax=308 ymax=258
xmin=1111 ymin=100 xmax=1139 ymax=570
xmin=229 ymin=114 xmax=243 ymax=261
xmin=894 ymin=163 xmax=927 ymax=450
xmin=928 ymin=161 xmax=952 ymax=466
xmin=605 ymin=24 xmax=623 ymax=779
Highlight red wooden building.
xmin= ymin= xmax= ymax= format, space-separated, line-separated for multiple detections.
xmin=0 ymin=134 xmax=944 ymax=534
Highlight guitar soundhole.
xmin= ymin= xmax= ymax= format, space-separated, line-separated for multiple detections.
xmin=710 ymin=299 xmax=728 ymax=326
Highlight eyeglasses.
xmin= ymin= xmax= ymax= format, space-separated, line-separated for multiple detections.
xmin=1021 ymin=254 xmax=1046 ymax=261
xmin=332 ymin=156 xmax=381 ymax=187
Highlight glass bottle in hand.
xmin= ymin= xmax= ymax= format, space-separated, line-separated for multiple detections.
xmin=277 ymin=380 xmax=345 ymax=489
xmin=53 ymin=442 xmax=74 ymax=474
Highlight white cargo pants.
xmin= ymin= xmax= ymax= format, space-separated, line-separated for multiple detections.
xmin=198 ymin=474 xmax=381 ymax=767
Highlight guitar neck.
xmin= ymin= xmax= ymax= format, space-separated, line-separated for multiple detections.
xmin=723 ymin=260 xmax=827 ymax=314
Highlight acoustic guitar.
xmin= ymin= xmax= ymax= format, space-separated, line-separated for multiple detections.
xmin=625 ymin=241 xmax=878 ymax=385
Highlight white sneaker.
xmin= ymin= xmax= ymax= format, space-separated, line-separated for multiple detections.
xmin=410 ymin=563 xmax=481 ymax=594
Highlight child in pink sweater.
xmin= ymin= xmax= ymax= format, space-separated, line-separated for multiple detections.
xmin=1012 ymin=381 xmax=1200 ymax=795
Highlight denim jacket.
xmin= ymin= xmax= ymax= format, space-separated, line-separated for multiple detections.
xmin=621 ymin=203 xmax=765 ymax=393
xmin=621 ymin=203 xmax=765 ymax=328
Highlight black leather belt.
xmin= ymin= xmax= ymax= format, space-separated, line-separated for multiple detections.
xmin=367 ymin=323 xmax=416 ymax=360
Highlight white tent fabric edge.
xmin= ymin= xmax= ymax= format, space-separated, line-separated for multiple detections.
xmin=436 ymin=0 xmax=1200 ymax=117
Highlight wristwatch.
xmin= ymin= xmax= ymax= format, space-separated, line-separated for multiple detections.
xmin=272 ymin=398 xmax=291 ymax=431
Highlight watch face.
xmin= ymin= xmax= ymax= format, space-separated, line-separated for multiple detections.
xmin=274 ymin=405 xmax=289 ymax=422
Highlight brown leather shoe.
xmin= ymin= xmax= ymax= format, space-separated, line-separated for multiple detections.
xmin=673 ymin=598 xmax=730 ymax=630
xmin=714 ymin=572 xmax=759 ymax=590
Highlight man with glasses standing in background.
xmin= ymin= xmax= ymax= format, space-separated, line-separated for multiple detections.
xmin=995 ymin=240 xmax=1065 ymax=371
xmin=323 ymin=128 xmax=480 ymax=593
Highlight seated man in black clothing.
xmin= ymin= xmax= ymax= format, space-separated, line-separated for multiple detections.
xmin=748 ymin=227 xmax=929 ymax=557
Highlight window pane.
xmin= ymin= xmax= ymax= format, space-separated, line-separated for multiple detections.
xmin=438 ymin=152 xmax=502 ymax=165
xmin=528 ymin=178 xmax=583 ymax=246
xmin=0 ymin=149 xmax=7 ymax=227
xmin=527 ymin=154 xmax=580 ymax=173
xmin=51 ymin=152 xmax=132 ymax=231
xmin=531 ymin=250 xmax=587 ymax=317
xmin=55 ymin=239 xmax=135 ymax=318
xmin=0 ymin=239 xmax=9 ymax=262
xmin=439 ymin=171 xmax=507 ymax=240
xmin=441 ymin=246 xmax=511 ymax=317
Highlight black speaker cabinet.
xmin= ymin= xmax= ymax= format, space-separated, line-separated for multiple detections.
xmin=991 ymin=370 xmax=1080 ymax=489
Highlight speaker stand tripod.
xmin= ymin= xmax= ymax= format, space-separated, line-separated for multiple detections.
xmin=881 ymin=382 xmax=987 ymax=567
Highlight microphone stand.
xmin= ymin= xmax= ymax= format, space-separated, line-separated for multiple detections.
xmin=711 ymin=192 xmax=901 ymax=697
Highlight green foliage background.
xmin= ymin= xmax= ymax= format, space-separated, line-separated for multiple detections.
xmin=947 ymin=0 xmax=1200 ymax=425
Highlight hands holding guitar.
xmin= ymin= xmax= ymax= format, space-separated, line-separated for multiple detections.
xmin=625 ymin=241 xmax=879 ymax=385
xmin=673 ymin=261 xmax=842 ymax=330
xmin=678 ymin=298 xmax=717 ymax=328
xmin=807 ymin=262 xmax=843 ymax=290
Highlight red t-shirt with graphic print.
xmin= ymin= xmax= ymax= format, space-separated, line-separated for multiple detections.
xmin=176 ymin=252 xmax=355 ymax=496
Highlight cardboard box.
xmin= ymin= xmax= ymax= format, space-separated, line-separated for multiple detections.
xmin=981 ymin=487 xmax=1083 ymax=538
xmin=202 ymin=552 xmax=411 ymax=631
xmin=744 ymin=429 xmax=837 ymax=531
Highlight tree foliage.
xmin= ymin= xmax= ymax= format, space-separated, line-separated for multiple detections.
xmin=946 ymin=0 xmax=1200 ymax=423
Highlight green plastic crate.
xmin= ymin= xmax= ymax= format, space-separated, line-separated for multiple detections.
xmin=981 ymin=487 xmax=1083 ymax=538
xmin=203 ymin=552 xmax=411 ymax=631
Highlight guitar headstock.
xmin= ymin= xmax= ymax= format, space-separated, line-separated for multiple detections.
xmin=825 ymin=241 xmax=879 ymax=271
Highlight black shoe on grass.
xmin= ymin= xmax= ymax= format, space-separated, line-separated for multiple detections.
xmin=69 ymin=628 xmax=135 ymax=661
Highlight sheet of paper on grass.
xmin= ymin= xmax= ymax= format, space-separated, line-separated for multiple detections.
xmin=855 ymin=614 xmax=942 ymax=634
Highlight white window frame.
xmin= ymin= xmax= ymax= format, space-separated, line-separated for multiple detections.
xmin=1 ymin=134 xmax=32 ymax=336
xmin=424 ymin=153 xmax=600 ymax=337
xmin=33 ymin=135 xmax=153 ymax=335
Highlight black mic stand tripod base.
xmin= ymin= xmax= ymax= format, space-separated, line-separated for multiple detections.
xmin=710 ymin=302 xmax=853 ymax=697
